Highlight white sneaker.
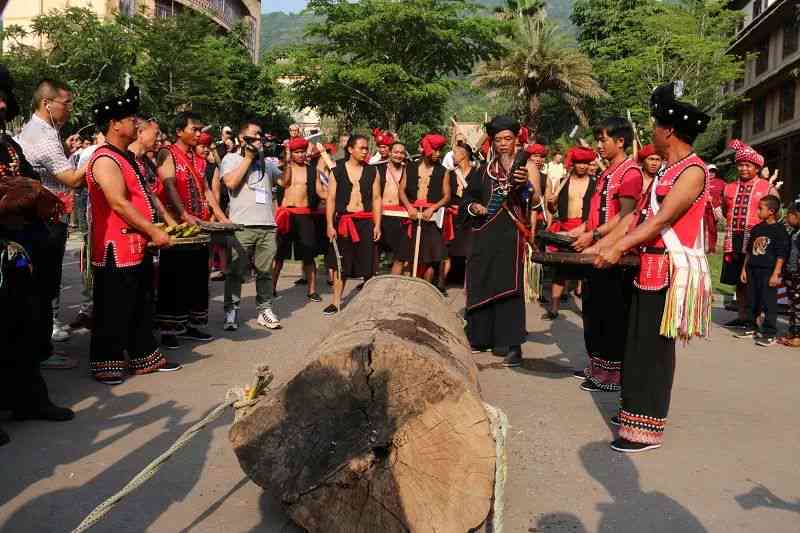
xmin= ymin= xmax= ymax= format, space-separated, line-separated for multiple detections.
xmin=51 ymin=325 xmax=71 ymax=342
xmin=224 ymin=309 xmax=239 ymax=331
xmin=257 ymin=308 xmax=282 ymax=330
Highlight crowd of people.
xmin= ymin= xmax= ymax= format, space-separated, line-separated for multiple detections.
xmin=0 ymin=66 xmax=796 ymax=455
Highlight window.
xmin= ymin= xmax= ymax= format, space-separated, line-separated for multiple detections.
xmin=753 ymin=0 xmax=762 ymax=18
xmin=753 ymin=98 xmax=767 ymax=134
xmin=780 ymin=81 xmax=796 ymax=123
xmin=755 ymin=41 xmax=770 ymax=76
xmin=784 ymin=20 xmax=799 ymax=58
xmin=732 ymin=112 xmax=743 ymax=140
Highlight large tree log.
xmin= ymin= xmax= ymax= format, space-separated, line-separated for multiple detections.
xmin=230 ymin=275 xmax=496 ymax=532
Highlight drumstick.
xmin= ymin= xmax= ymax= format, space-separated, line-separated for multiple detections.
xmin=412 ymin=214 xmax=422 ymax=278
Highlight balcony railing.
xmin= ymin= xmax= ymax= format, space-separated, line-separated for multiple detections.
xmin=179 ymin=0 xmax=244 ymax=29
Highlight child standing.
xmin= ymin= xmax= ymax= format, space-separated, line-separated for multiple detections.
xmin=780 ymin=206 xmax=800 ymax=345
xmin=738 ymin=195 xmax=790 ymax=346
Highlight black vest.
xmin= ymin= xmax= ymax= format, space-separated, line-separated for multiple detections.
xmin=405 ymin=161 xmax=446 ymax=203
xmin=334 ymin=162 xmax=375 ymax=213
xmin=557 ymin=174 xmax=596 ymax=222
xmin=276 ymin=164 xmax=319 ymax=209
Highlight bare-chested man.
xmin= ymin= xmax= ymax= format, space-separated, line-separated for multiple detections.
xmin=376 ymin=141 xmax=412 ymax=274
xmin=274 ymin=137 xmax=326 ymax=302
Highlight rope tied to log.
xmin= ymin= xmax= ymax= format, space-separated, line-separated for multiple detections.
xmin=70 ymin=366 xmax=274 ymax=533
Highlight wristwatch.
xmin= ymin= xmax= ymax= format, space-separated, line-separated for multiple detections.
xmin=592 ymin=229 xmax=602 ymax=241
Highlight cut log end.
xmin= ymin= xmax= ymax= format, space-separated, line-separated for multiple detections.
xmin=230 ymin=277 xmax=496 ymax=533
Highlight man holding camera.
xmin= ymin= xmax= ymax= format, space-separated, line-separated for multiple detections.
xmin=220 ymin=120 xmax=283 ymax=331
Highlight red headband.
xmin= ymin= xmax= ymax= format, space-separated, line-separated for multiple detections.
xmin=517 ymin=126 xmax=530 ymax=146
xmin=525 ymin=143 xmax=548 ymax=157
xmin=637 ymin=144 xmax=657 ymax=161
xmin=288 ymin=137 xmax=309 ymax=152
xmin=565 ymin=146 xmax=596 ymax=168
xmin=372 ymin=128 xmax=395 ymax=147
xmin=198 ymin=132 xmax=213 ymax=146
xmin=421 ymin=134 xmax=447 ymax=157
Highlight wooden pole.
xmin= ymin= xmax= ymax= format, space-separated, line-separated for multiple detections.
xmin=411 ymin=215 xmax=422 ymax=277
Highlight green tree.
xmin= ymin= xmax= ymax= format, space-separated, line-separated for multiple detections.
xmin=280 ymin=0 xmax=506 ymax=131
xmin=474 ymin=2 xmax=606 ymax=134
xmin=571 ymin=0 xmax=744 ymax=156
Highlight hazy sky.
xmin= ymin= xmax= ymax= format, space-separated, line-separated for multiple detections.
xmin=263 ymin=0 xmax=309 ymax=13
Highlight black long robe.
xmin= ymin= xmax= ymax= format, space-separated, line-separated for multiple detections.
xmin=458 ymin=163 xmax=529 ymax=349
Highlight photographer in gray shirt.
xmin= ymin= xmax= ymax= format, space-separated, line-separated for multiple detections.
xmin=220 ymin=120 xmax=283 ymax=331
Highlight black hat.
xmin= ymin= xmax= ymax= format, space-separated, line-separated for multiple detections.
xmin=92 ymin=81 xmax=140 ymax=126
xmin=0 ymin=65 xmax=21 ymax=121
xmin=486 ymin=115 xmax=520 ymax=138
xmin=650 ymin=82 xmax=710 ymax=137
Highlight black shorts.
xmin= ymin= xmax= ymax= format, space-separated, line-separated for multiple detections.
xmin=326 ymin=218 xmax=375 ymax=279
xmin=276 ymin=214 xmax=318 ymax=264
xmin=410 ymin=220 xmax=444 ymax=265
xmin=380 ymin=218 xmax=411 ymax=262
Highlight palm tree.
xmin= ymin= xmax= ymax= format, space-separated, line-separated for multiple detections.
xmin=474 ymin=4 xmax=607 ymax=135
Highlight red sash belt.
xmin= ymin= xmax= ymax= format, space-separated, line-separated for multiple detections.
xmin=337 ymin=211 xmax=374 ymax=242
xmin=399 ymin=201 xmax=456 ymax=241
xmin=275 ymin=207 xmax=325 ymax=235
xmin=546 ymin=218 xmax=583 ymax=252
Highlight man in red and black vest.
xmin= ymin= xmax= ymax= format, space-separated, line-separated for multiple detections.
xmin=274 ymin=136 xmax=325 ymax=302
xmin=399 ymin=133 xmax=452 ymax=284
xmin=156 ymin=111 xmax=227 ymax=349
xmin=86 ymin=82 xmax=181 ymax=385
xmin=594 ymin=82 xmax=711 ymax=453
xmin=572 ymin=118 xmax=643 ymax=393
xmin=721 ymin=140 xmax=777 ymax=329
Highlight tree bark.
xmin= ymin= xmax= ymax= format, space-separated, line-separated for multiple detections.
xmin=527 ymin=91 xmax=541 ymax=136
xmin=230 ymin=275 xmax=496 ymax=533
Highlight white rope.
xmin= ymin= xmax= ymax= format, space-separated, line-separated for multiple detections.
xmin=70 ymin=367 xmax=273 ymax=533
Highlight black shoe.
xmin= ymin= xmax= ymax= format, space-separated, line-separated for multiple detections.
xmin=610 ymin=415 xmax=621 ymax=427
xmin=438 ymin=286 xmax=448 ymax=297
xmin=610 ymin=438 xmax=661 ymax=453
xmin=14 ymin=404 xmax=75 ymax=422
xmin=492 ymin=346 xmax=509 ymax=357
xmin=96 ymin=375 xmax=124 ymax=386
xmin=161 ymin=334 xmax=180 ymax=350
xmin=502 ymin=346 xmax=523 ymax=367
xmin=356 ymin=282 xmax=365 ymax=291
xmin=307 ymin=292 xmax=322 ymax=302
xmin=157 ymin=361 xmax=182 ymax=372
xmin=0 ymin=427 xmax=10 ymax=447
xmin=323 ymin=304 xmax=339 ymax=316
xmin=580 ymin=379 xmax=604 ymax=392
xmin=541 ymin=311 xmax=559 ymax=321
xmin=294 ymin=278 xmax=308 ymax=286
xmin=178 ymin=327 xmax=214 ymax=342
xmin=724 ymin=318 xmax=748 ymax=329
xmin=470 ymin=345 xmax=491 ymax=354
xmin=572 ymin=370 xmax=587 ymax=380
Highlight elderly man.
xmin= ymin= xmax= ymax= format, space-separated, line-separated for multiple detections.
xmin=16 ymin=79 xmax=87 ymax=363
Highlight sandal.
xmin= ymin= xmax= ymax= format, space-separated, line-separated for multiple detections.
xmin=40 ymin=353 xmax=78 ymax=370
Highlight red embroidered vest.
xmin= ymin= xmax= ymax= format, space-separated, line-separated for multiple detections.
xmin=167 ymin=144 xmax=210 ymax=220
xmin=635 ymin=154 xmax=709 ymax=291
xmin=723 ymin=177 xmax=770 ymax=253
xmin=87 ymin=146 xmax=155 ymax=268
xmin=587 ymin=158 xmax=641 ymax=230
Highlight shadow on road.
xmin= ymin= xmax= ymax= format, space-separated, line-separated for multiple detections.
xmin=735 ymin=482 xmax=800 ymax=515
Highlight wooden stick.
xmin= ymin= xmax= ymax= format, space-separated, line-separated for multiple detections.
xmin=412 ymin=215 xmax=422 ymax=278
xmin=532 ymin=251 xmax=640 ymax=268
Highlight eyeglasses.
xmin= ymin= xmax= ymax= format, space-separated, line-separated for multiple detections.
xmin=51 ymin=99 xmax=74 ymax=109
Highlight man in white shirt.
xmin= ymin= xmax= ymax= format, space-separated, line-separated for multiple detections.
xmin=220 ymin=120 xmax=284 ymax=331
xmin=544 ymin=151 xmax=566 ymax=192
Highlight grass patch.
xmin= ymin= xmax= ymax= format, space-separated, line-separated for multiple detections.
xmin=708 ymin=253 xmax=734 ymax=297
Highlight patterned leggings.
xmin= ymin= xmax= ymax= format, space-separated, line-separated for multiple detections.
xmin=784 ymin=273 xmax=800 ymax=336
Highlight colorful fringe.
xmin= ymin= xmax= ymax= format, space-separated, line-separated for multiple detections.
xmin=523 ymin=243 xmax=542 ymax=303
xmin=659 ymin=248 xmax=712 ymax=341
xmin=618 ymin=410 xmax=666 ymax=445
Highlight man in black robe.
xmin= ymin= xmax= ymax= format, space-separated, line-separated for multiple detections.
xmin=459 ymin=116 xmax=539 ymax=367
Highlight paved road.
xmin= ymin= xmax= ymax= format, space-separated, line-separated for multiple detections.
xmin=1 ymin=240 xmax=798 ymax=532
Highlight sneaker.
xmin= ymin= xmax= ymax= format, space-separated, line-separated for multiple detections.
xmin=161 ymin=334 xmax=180 ymax=350
xmin=502 ymin=347 xmax=523 ymax=367
xmin=724 ymin=318 xmax=748 ymax=329
xmin=51 ymin=325 xmax=71 ymax=342
xmin=610 ymin=415 xmax=621 ymax=426
xmin=756 ymin=336 xmax=777 ymax=347
xmin=224 ymin=309 xmax=239 ymax=331
xmin=572 ymin=370 xmax=587 ymax=380
xmin=492 ymin=346 xmax=509 ymax=357
xmin=735 ymin=330 xmax=756 ymax=339
xmin=307 ymin=292 xmax=322 ymax=302
xmin=356 ymin=282 xmax=365 ymax=291
xmin=610 ymin=438 xmax=661 ymax=453
xmin=69 ymin=311 xmax=92 ymax=331
xmin=541 ymin=311 xmax=559 ymax=321
xmin=40 ymin=353 xmax=78 ymax=370
xmin=580 ymin=380 xmax=604 ymax=392
xmin=294 ymin=278 xmax=308 ymax=286
xmin=210 ymin=270 xmax=225 ymax=281
xmin=178 ymin=327 xmax=214 ymax=341
xmin=96 ymin=375 xmax=124 ymax=386
xmin=258 ymin=308 xmax=282 ymax=330
xmin=157 ymin=361 xmax=182 ymax=372
xmin=323 ymin=304 xmax=339 ymax=316
xmin=470 ymin=345 xmax=491 ymax=354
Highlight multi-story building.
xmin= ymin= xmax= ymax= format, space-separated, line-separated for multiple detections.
xmin=724 ymin=0 xmax=799 ymax=198
xmin=1 ymin=0 xmax=261 ymax=62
